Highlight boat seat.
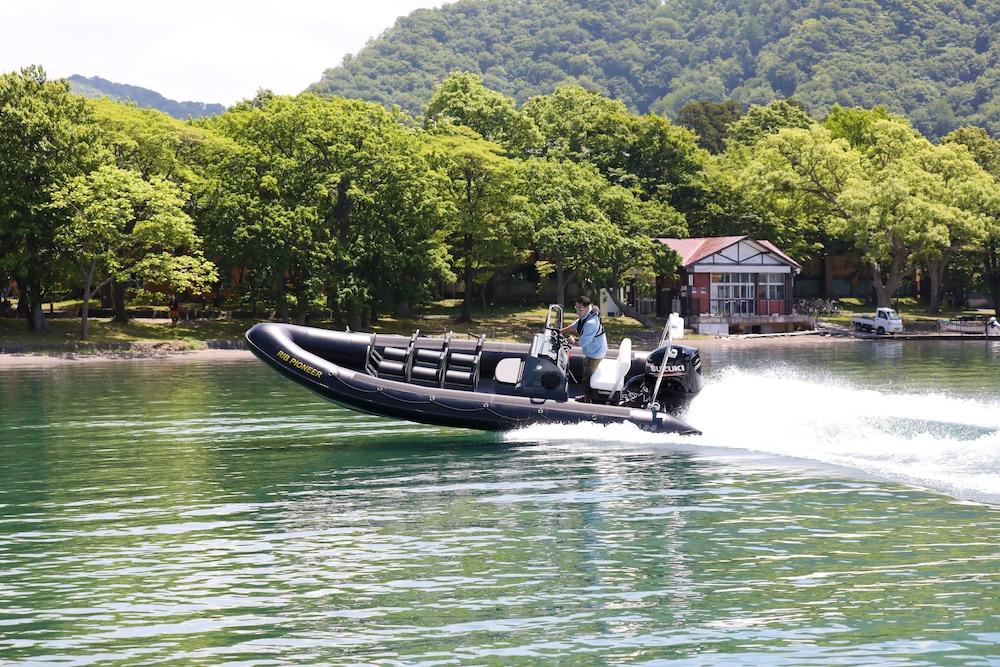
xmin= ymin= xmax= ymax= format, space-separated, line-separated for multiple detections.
xmin=589 ymin=338 xmax=632 ymax=395
xmin=494 ymin=357 xmax=522 ymax=385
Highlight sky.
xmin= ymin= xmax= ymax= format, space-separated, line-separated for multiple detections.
xmin=0 ymin=0 xmax=443 ymax=106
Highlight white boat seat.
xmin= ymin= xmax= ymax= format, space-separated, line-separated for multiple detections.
xmin=494 ymin=357 xmax=523 ymax=385
xmin=589 ymin=338 xmax=632 ymax=394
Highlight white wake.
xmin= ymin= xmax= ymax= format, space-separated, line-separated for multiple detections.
xmin=503 ymin=368 xmax=1000 ymax=504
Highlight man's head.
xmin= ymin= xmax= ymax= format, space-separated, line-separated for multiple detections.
xmin=574 ymin=296 xmax=592 ymax=315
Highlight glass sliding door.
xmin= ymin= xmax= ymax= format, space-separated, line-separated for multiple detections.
xmin=710 ymin=272 xmax=755 ymax=315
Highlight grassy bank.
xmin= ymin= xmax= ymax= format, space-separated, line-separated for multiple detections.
xmin=817 ymin=298 xmax=994 ymax=330
xmin=6 ymin=297 xmax=990 ymax=351
xmin=0 ymin=300 xmax=667 ymax=349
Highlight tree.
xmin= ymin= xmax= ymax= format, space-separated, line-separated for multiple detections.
xmin=522 ymin=158 xmax=623 ymax=306
xmin=585 ymin=190 xmax=685 ymax=328
xmin=688 ymin=151 xmax=821 ymax=261
xmin=676 ymin=99 xmax=743 ymax=153
xmin=823 ymin=104 xmax=891 ymax=149
xmin=726 ymin=99 xmax=813 ymax=147
xmin=743 ymin=118 xmax=998 ymax=308
xmin=426 ymin=125 xmax=530 ymax=322
xmin=204 ymin=93 xmax=451 ymax=327
xmin=911 ymin=143 xmax=997 ymax=313
xmin=943 ymin=126 xmax=1000 ymax=316
xmin=50 ymin=165 xmax=217 ymax=333
xmin=89 ymin=98 xmax=225 ymax=320
xmin=0 ymin=66 xmax=97 ymax=331
xmin=522 ymin=84 xmax=633 ymax=173
xmin=424 ymin=72 xmax=542 ymax=155
xmin=523 ymin=84 xmax=707 ymax=208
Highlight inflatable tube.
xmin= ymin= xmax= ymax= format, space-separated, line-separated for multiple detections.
xmin=245 ymin=323 xmax=701 ymax=435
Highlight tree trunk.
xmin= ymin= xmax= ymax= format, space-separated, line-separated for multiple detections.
xmin=870 ymin=250 xmax=908 ymax=308
xmin=553 ymin=261 xmax=575 ymax=307
xmin=604 ymin=283 xmax=656 ymax=328
xmin=984 ymin=236 xmax=1000 ymax=318
xmin=296 ymin=287 xmax=307 ymax=325
xmin=459 ymin=232 xmax=474 ymax=323
xmin=822 ymin=251 xmax=834 ymax=298
xmin=26 ymin=280 xmax=48 ymax=332
xmin=14 ymin=274 xmax=28 ymax=319
xmin=394 ymin=300 xmax=412 ymax=318
xmin=925 ymin=253 xmax=949 ymax=314
xmin=554 ymin=262 xmax=564 ymax=305
xmin=276 ymin=270 xmax=288 ymax=323
xmin=81 ymin=260 xmax=95 ymax=340
xmin=111 ymin=279 xmax=128 ymax=324
xmin=346 ymin=304 xmax=362 ymax=331
xmin=559 ymin=269 xmax=575 ymax=309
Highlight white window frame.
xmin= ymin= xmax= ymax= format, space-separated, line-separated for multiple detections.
xmin=710 ymin=272 xmax=755 ymax=315
xmin=760 ymin=273 xmax=785 ymax=300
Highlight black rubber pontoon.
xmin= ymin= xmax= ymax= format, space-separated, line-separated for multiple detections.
xmin=245 ymin=306 xmax=702 ymax=435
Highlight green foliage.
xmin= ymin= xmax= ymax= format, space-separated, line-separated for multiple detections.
xmin=425 ymin=72 xmax=542 ymax=154
xmin=727 ymin=100 xmax=813 ymax=147
xmin=89 ymin=98 xmax=222 ymax=186
xmin=942 ymin=125 xmax=1000 ymax=314
xmin=738 ymin=117 xmax=1000 ymax=306
xmin=310 ymin=0 xmax=1000 ymax=140
xmin=425 ymin=125 xmax=530 ymax=321
xmin=7 ymin=58 xmax=1000 ymax=333
xmin=677 ymin=99 xmax=743 ymax=153
xmin=202 ymin=93 xmax=451 ymax=323
xmin=523 ymin=158 xmax=682 ymax=304
xmin=0 ymin=66 xmax=99 ymax=329
xmin=51 ymin=165 xmax=216 ymax=292
xmin=523 ymin=84 xmax=707 ymax=206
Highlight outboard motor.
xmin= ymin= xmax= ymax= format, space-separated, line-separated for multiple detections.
xmin=643 ymin=344 xmax=703 ymax=414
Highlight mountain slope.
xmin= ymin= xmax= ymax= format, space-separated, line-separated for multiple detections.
xmin=68 ymin=75 xmax=226 ymax=119
xmin=310 ymin=0 xmax=1000 ymax=138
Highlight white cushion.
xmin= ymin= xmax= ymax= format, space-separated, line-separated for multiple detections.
xmin=494 ymin=357 xmax=522 ymax=385
xmin=589 ymin=338 xmax=632 ymax=393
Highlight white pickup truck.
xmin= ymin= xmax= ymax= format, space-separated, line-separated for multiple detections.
xmin=851 ymin=307 xmax=903 ymax=335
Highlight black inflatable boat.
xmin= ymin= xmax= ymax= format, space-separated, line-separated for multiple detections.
xmin=245 ymin=305 xmax=703 ymax=435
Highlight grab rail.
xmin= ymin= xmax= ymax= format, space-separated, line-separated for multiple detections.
xmin=651 ymin=314 xmax=677 ymax=413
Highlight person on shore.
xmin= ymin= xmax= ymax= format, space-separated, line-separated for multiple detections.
xmin=169 ymin=294 xmax=180 ymax=327
xmin=560 ymin=295 xmax=607 ymax=402
xmin=988 ymin=316 xmax=999 ymax=335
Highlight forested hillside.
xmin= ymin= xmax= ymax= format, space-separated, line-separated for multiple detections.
xmin=311 ymin=0 xmax=1000 ymax=139
xmin=68 ymin=75 xmax=226 ymax=119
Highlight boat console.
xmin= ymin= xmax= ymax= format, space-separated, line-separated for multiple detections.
xmin=494 ymin=305 xmax=570 ymax=400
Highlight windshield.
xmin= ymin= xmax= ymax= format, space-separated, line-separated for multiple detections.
xmin=886 ymin=309 xmax=901 ymax=320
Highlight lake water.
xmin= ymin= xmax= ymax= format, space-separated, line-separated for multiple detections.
xmin=1 ymin=340 xmax=999 ymax=665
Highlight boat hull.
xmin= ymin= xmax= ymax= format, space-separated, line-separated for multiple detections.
xmin=245 ymin=323 xmax=701 ymax=435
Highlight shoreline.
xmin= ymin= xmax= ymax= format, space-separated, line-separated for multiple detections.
xmin=0 ymin=347 xmax=255 ymax=368
xmin=0 ymin=331 xmax=855 ymax=369
xmin=3 ymin=328 xmax=995 ymax=369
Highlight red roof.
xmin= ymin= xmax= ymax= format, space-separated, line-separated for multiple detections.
xmin=654 ymin=236 xmax=801 ymax=270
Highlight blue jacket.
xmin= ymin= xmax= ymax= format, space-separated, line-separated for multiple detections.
xmin=573 ymin=306 xmax=607 ymax=359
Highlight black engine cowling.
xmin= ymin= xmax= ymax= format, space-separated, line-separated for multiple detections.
xmin=641 ymin=344 xmax=703 ymax=413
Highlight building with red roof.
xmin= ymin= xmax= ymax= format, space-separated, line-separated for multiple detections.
xmin=654 ymin=235 xmax=810 ymax=334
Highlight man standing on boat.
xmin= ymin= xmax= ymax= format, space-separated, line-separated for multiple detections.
xmin=561 ymin=295 xmax=607 ymax=402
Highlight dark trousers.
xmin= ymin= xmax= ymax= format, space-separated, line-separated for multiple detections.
xmin=581 ymin=356 xmax=602 ymax=401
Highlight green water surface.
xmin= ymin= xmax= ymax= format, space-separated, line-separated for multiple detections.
xmin=1 ymin=342 xmax=998 ymax=665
